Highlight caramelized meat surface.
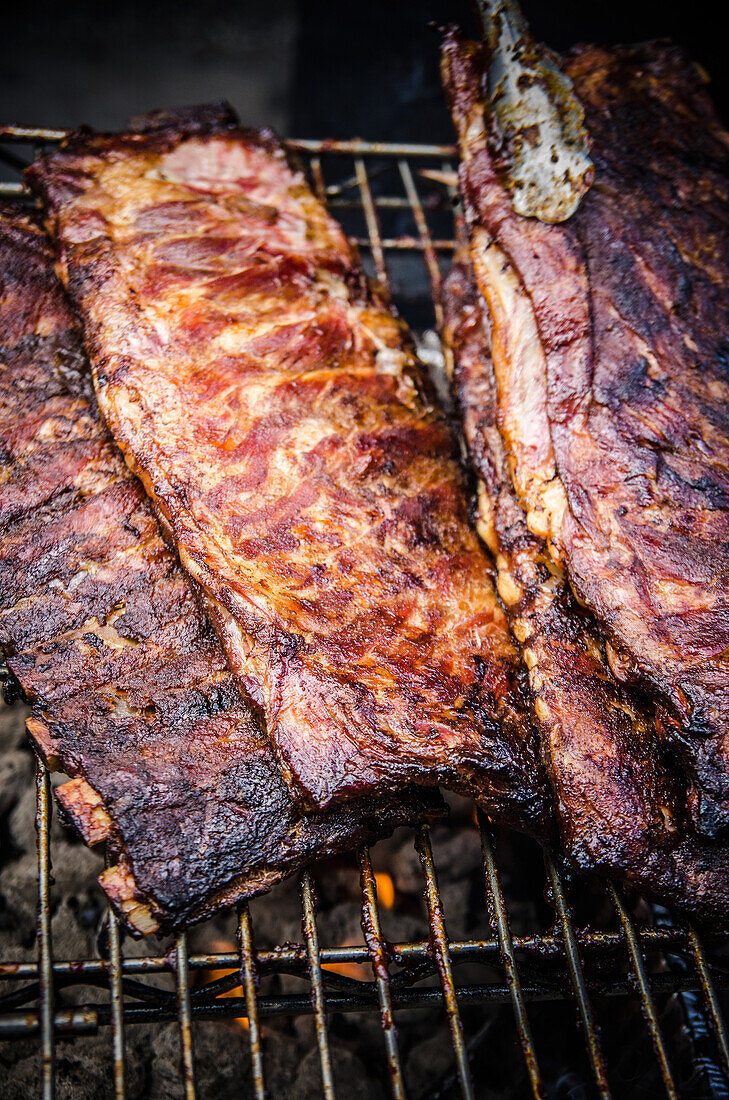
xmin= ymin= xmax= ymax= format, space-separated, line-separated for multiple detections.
xmin=443 ymin=257 xmax=729 ymax=925
xmin=29 ymin=107 xmax=549 ymax=833
xmin=0 ymin=204 xmax=442 ymax=935
xmin=443 ymin=33 xmax=729 ymax=836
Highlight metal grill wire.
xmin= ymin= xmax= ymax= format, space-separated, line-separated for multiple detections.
xmin=0 ymin=132 xmax=729 ymax=1100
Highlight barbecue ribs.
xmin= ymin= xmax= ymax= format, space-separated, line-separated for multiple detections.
xmin=442 ymin=31 xmax=729 ymax=836
xmin=28 ymin=106 xmax=549 ymax=833
xmin=443 ymin=256 xmax=729 ymax=925
xmin=0 ymin=204 xmax=443 ymax=935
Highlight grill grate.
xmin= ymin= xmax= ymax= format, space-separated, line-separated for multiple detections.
xmin=1 ymin=132 xmax=729 ymax=1100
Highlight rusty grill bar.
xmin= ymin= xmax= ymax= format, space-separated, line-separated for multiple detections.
xmin=1 ymin=132 xmax=729 ymax=1099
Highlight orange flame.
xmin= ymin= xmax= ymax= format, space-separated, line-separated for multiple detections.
xmin=204 ymin=939 xmax=250 ymax=1032
xmin=375 ymin=872 xmax=395 ymax=910
xmin=322 ymin=949 xmax=371 ymax=982
xmin=321 ymin=875 xmax=397 ymax=980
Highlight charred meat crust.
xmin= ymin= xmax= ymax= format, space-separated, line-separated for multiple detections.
xmin=0 ymin=204 xmax=444 ymax=936
xmin=443 ymin=256 xmax=729 ymax=927
xmin=443 ymin=30 xmax=729 ymax=838
xmin=28 ymin=108 xmax=550 ymax=835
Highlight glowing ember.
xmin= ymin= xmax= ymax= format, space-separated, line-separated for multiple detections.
xmin=375 ymin=872 xmax=395 ymax=909
xmin=202 ymin=939 xmax=250 ymax=1031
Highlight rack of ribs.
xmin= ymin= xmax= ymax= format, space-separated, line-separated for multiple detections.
xmin=0 ymin=203 xmax=444 ymax=935
xmin=442 ymin=254 xmax=729 ymax=925
xmin=442 ymin=26 xmax=729 ymax=837
xmin=27 ymin=105 xmax=549 ymax=834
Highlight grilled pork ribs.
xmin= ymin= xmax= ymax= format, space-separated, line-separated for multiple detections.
xmin=29 ymin=106 xmax=549 ymax=834
xmin=443 ymin=255 xmax=729 ymax=925
xmin=0 ymin=204 xmax=443 ymax=935
xmin=442 ymin=30 xmax=729 ymax=838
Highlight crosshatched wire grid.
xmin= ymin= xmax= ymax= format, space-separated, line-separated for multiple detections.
xmin=1 ymin=132 xmax=729 ymax=1100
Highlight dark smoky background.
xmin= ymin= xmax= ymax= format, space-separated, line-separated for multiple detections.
xmin=2 ymin=0 xmax=728 ymax=138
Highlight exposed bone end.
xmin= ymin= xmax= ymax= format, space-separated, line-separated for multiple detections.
xmin=526 ymin=507 xmax=550 ymax=539
xmin=496 ymin=569 xmax=522 ymax=608
xmin=523 ymin=648 xmax=538 ymax=671
xmin=480 ymin=0 xmax=593 ymax=223
xmin=99 ymin=864 xmax=160 ymax=936
xmin=56 ymin=777 xmax=112 ymax=846
xmin=534 ymin=696 xmax=550 ymax=722
xmin=476 ymin=481 xmax=499 ymax=556
xmin=512 ymin=616 xmax=533 ymax=643
xmin=530 ymin=669 xmax=545 ymax=694
xmin=25 ymin=717 xmax=62 ymax=771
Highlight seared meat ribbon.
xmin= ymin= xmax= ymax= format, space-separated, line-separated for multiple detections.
xmin=443 ymin=256 xmax=729 ymax=925
xmin=442 ymin=17 xmax=729 ymax=836
xmin=0 ymin=204 xmax=444 ymax=936
xmin=28 ymin=106 xmax=549 ymax=833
